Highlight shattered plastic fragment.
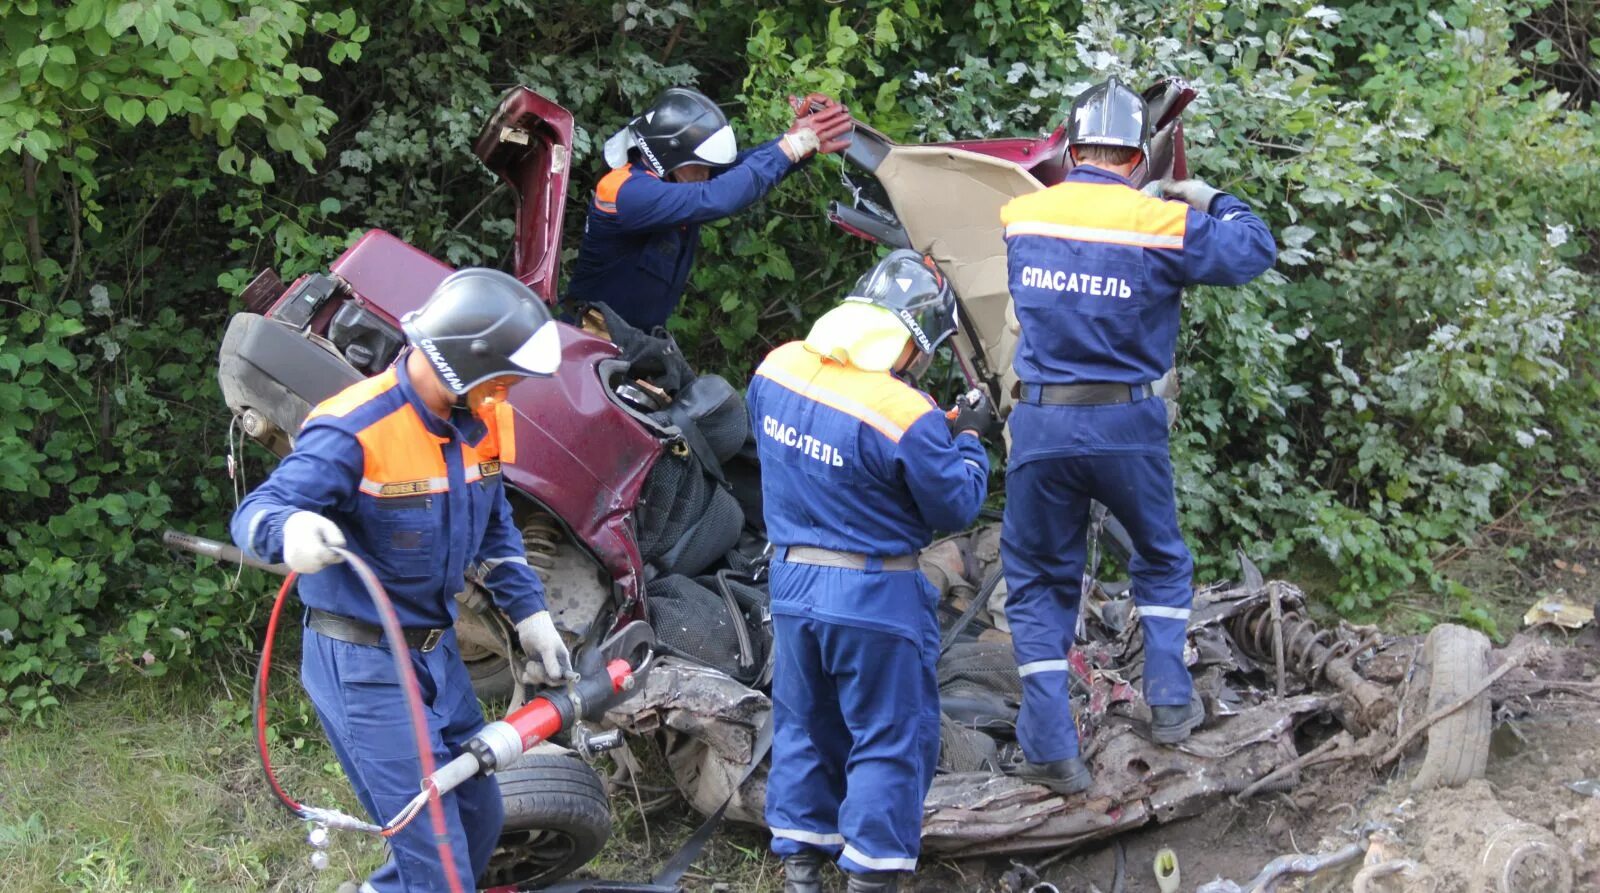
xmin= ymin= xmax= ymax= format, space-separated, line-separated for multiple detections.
xmin=1523 ymin=594 xmax=1594 ymax=629
xmin=1566 ymin=779 xmax=1600 ymax=798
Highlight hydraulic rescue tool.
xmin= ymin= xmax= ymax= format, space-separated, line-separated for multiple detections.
xmin=163 ymin=530 xmax=655 ymax=892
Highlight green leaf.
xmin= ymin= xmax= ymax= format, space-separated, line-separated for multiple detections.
xmin=121 ymin=97 xmax=145 ymax=125
xmin=134 ymin=8 xmax=161 ymax=45
xmin=248 ymin=156 xmax=274 ymax=184
xmin=217 ymin=145 xmax=244 ymax=174
xmin=145 ymin=97 xmax=166 ymax=125
xmin=84 ymin=26 xmax=112 ymax=56
xmin=193 ymin=36 xmax=215 ymax=65
xmin=42 ymin=62 xmax=76 ymax=89
xmin=168 ymin=33 xmax=190 ymax=62
xmin=273 ymin=121 xmax=301 ymax=151
xmin=105 ymin=3 xmax=139 ymax=37
xmin=20 ymin=130 xmax=50 ymax=161
xmin=48 ymin=45 xmax=77 ymax=66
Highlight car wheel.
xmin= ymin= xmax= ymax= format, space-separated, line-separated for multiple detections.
xmin=480 ymin=753 xmax=612 ymax=889
xmin=1411 ymin=622 xmax=1492 ymax=790
xmin=454 ymin=606 xmax=517 ymax=702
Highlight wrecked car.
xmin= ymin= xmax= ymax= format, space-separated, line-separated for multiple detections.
xmin=210 ymin=84 xmax=1483 ymax=889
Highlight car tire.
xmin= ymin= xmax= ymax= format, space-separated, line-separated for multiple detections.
xmin=1411 ymin=622 xmax=1492 ymax=790
xmin=480 ymin=753 xmax=612 ymax=889
xmin=464 ymin=649 xmax=516 ymax=702
xmin=454 ymin=606 xmax=517 ymax=703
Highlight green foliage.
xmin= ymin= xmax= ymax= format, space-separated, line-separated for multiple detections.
xmin=1 ymin=0 xmax=1597 ymax=714
xmin=0 ymin=0 xmax=363 ymax=722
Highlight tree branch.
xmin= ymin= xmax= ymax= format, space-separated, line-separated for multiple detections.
xmin=22 ymin=153 xmax=44 ymax=293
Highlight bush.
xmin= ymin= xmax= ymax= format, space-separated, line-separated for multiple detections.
xmin=2 ymin=0 xmax=1596 ymax=716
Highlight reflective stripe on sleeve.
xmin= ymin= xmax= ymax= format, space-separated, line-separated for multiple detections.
xmin=480 ymin=555 xmax=530 ymax=575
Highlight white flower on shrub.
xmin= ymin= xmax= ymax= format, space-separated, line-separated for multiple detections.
xmin=1547 ymin=224 xmax=1570 ymax=248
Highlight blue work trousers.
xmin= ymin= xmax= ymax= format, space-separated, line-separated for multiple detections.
xmin=765 ymin=563 xmax=939 ymax=875
xmin=1002 ymin=452 xmax=1195 ymax=763
xmin=301 ymin=626 xmax=503 ymax=892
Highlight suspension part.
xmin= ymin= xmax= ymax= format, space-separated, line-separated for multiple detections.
xmin=520 ymin=513 xmax=563 ymax=586
xmin=1231 ymin=605 xmax=1361 ymax=684
xmin=1231 ymin=603 xmax=1392 ymax=730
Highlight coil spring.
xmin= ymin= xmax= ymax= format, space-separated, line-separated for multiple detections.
xmin=520 ymin=514 xmax=562 ymax=586
xmin=1230 ymin=604 xmax=1363 ymax=684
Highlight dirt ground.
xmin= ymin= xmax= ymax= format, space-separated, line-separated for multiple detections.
xmin=995 ymin=714 xmax=1600 ymax=893
xmin=893 ymin=632 xmax=1600 ymax=893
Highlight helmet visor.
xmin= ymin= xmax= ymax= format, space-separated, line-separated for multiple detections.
xmin=692 ymin=124 xmax=738 ymax=166
xmin=505 ymin=319 xmax=563 ymax=376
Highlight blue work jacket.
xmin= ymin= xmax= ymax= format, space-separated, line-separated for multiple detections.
xmin=747 ymin=342 xmax=990 ymax=639
xmin=1001 ymin=165 xmax=1276 ymax=387
xmin=1001 ymin=165 xmax=1276 ymax=466
xmin=232 ymin=355 xmax=546 ymax=629
xmin=565 ymin=140 xmax=796 ymax=330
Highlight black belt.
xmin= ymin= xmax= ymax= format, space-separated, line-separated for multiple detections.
xmin=306 ymin=607 xmax=449 ymax=653
xmin=1020 ymin=382 xmax=1154 ymax=406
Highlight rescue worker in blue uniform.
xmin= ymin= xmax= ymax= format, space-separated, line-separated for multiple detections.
xmin=566 ymin=87 xmax=853 ymax=330
xmin=231 ymin=269 xmax=576 ymax=892
xmin=748 ymin=250 xmax=994 ymax=893
xmin=999 ymin=79 xmax=1278 ymax=793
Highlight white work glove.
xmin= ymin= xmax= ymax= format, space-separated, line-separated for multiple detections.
xmin=1159 ymin=178 xmax=1222 ymax=213
xmin=281 ymin=511 xmax=345 ymax=574
xmin=516 ymin=611 xmax=577 ymax=686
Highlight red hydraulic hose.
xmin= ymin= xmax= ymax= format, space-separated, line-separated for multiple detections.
xmin=254 ymin=552 xmax=466 ymax=893
xmin=253 ymin=571 xmax=304 ymax=814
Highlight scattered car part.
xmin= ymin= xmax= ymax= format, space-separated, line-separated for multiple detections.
xmin=1410 ymin=623 xmax=1493 ymax=790
xmin=1153 ymin=846 xmax=1179 ymax=892
xmin=1195 ymin=839 xmax=1367 ymax=893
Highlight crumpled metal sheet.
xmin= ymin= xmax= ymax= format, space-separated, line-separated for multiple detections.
xmin=607 ymin=658 xmax=768 ymax=763
xmin=610 ymin=553 xmax=1371 ymax=853
xmin=922 ymin=697 xmax=1325 ymax=856
xmin=607 ymin=657 xmax=771 ymax=823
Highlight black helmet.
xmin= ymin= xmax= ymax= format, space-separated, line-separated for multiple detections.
xmin=602 ymin=87 xmax=737 ymax=177
xmin=845 ymin=249 xmax=958 ymax=356
xmin=401 ymin=268 xmax=562 ymax=395
xmin=1067 ymin=77 xmax=1149 ymax=154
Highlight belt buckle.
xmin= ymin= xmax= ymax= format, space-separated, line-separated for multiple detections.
xmin=419 ymin=628 xmax=444 ymax=652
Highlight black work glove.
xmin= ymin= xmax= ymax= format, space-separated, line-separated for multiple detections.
xmin=944 ymin=388 xmax=995 ymax=438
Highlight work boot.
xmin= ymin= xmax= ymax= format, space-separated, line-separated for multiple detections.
xmin=846 ymin=870 xmax=903 ymax=892
xmin=1013 ymin=756 xmax=1092 ymax=794
xmin=782 ymin=849 xmax=826 ymax=893
xmin=1150 ymin=694 xmax=1206 ymax=744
